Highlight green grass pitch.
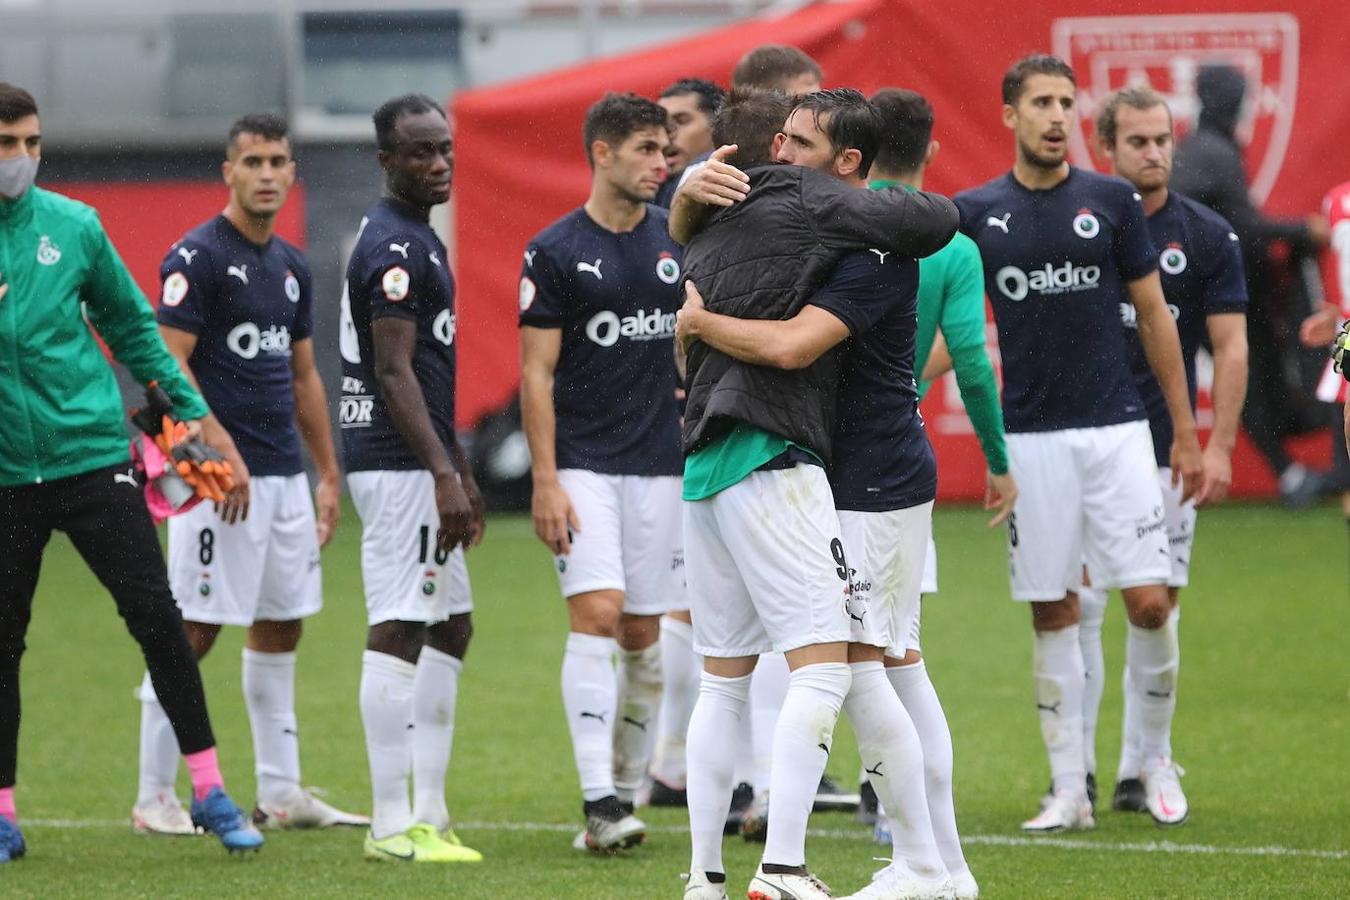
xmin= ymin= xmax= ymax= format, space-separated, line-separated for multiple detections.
xmin=6 ymin=502 xmax=1347 ymax=897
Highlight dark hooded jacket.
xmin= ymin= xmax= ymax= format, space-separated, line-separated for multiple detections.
xmin=681 ymin=164 xmax=958 ymax=460
xmin=1172 ymin=65 xmax=1318 ymax=266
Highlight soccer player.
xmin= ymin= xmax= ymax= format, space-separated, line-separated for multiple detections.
xmin=672 ymin=89 xmax=958 ymax=899
xmin=0 ymin=82 xmax=259 ymax=858
xmin=1078 ymin=87 xmax=1250 ymax=822
xmin=655 ymin=79 xmax=724 ymax=210
xmin=136 ymin=113 xmax=366 ymax=835
xmin=953 ymin=55 xmax=1203 ymax=832
xmin=1301 ymin=178 xmax=1350 ymax=523
xmin=519 ymin=93 xmax=681 ymax=853
xmin=863 ymin=86 xmax=1013 ymax=893
xmin=339 ymin=93 xmax=483 ymax=864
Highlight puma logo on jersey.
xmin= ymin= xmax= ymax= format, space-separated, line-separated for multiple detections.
xmin=390 ymin=241 xmax=411 ymax=259
xmin=576 ymin=258 xmax=603 ymax=280
xmin=429 ymin=250 xmax=442 ymax=268
xmin=869 ymin=248 xmax=890 ymax=264
xmin=176 ymin=246 xmax=198 ymax=266
xmin=523 ymin=249 xmax=537 ymax=268
xmin=987 ymin=213 xmax=1012 ymax=233
xmin=113 ymin=468 xmax=138 ymax=488
xmin=227 ymin=265 xmax=249 ymax=285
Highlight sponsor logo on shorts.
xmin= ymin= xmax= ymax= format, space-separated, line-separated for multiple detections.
xmin=1135 ymin=505 xmax=1167 ymax=539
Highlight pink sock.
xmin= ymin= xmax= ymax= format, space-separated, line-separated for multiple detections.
xmin=184 ymin=747 xmax=224 ymax=802
xmin=0 ymin=787 xmax=15 ymax=824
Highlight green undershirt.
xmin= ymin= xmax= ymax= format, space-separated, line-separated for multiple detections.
xmin=683 ymin=423 xmax=815 ymax=501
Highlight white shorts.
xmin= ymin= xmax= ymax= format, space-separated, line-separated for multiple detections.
xmin=920 ymin=534 xmax=938 ymax=595
xmin=838 ymin=502 xmax=932 ymax=657
xmin=554 ymin=469 xmax=682 ymax=615
xmin=684 ymin=464 xmax=852 ymax=658
xmin=1006 ymin=421 xmax=1169 ymax=602
xmin=1158 ymin=467 xmax=1198 ymax=589
xmin=348 ymin=470 xmax=473 ymax=626
xmin=168 ymin=474 xmax=322 ymax=626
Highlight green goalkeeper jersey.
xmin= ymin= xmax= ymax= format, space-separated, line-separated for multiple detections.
xmin=0 ymin=186 xmax=207 ymax=486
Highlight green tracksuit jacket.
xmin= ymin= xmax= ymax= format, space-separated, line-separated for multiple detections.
xmin=0 ymin=185 xmax=207 ymax=487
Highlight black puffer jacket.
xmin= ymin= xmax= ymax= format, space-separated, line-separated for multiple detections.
xmin=681 ymin=165 xmax=958 ymax=460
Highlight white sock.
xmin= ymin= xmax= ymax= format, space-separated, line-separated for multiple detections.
xmin=1033 ymin=626 xmax=1087 ymax=795
xmin=687 ymin=672 xmax=751 ymax=877
xmin=1076 ymin=585 xmax=1108 ymax=778
xmin=844 ymin=662 xmax=944 ymax=881
xmin=135 ymin=671 xmax=180 ymax=806
xmin=360 ymin=650 xmax=416 ymax=839
xmin=889 ymin=660 xmax=968 ymax=880
xmin=1126 ymin=615 xmax=1179 ymax=765
xmin=651 ymin=617 xmax=700 ymax=788
xmin=242 ymin=648 xmax=302 ymax=807
xmin=561 ymin=632 xmax=618 ymax=802
xmin=1120 ymin=607 xmax=1178 ymax=780
xmin=411 ymin=645 xmax=461 ymax=830
xmin=749 ymin=652 xmax=789 ymax=795
xmin=763 ymin=662 xmax=851 ymax=868
xmin=613 ymin=642 xmax=662 ymax=804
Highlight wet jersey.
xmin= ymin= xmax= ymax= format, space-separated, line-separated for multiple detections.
xmin=519 ymin=205 xmax=683 ymax=476
xmin=157 ymin=215 xmax=312 ymax=476
xmin=1124 ymin=191 xmax=1246 ymax=464
xmin=339 ymin=198 xmax=457 ymax=472
xmin=955 ymin=167 xmax=1158 ymax=432
xmin=810 ymin=249 xmax=936 ymax=511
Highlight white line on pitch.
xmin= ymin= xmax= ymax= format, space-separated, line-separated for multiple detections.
xmin=24 ymin=818 xmax=1348 ymax=861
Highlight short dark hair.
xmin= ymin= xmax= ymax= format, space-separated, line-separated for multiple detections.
xmin=731 ymin=45 xmax=822 ymax=92
xmin=711 ymin=89 xmax=794 ymax=170
xmin=373 ymin=93 xmax=446 ymax=152
xmin=791 ymin=88 xmax=884 ymax=178
xmin=0 ymin=83 xmax=38 ymax=124
xmin=659 ymin=78 xmax=726 ymax=118
xmin=582 ymin=92 xmax=667 ymax=167
xmin=870 ymin=88 xmax=933 ymax=175
xmin=1002 ymin=54 xmax=1076 ymax=105
xmin=227 ymin=113 xmax=289 ymax=156
xmin=1095 ymin=86 xmax=1171 ymax=148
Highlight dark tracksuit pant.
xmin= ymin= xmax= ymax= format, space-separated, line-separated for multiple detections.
xmin=0 ymin=462 xmax=215 ymax=789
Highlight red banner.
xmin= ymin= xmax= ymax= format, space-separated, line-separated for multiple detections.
xmin=57 ymin=181 xmax=306 ymax=304
xmin=453 ymin=0 xmax=1347 ymax=497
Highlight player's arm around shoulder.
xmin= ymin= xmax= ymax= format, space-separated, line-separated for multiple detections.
xmin=668 ymin=144 xmax=749 ymax=244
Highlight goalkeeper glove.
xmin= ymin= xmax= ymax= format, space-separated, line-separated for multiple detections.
xmin=130 ymin=383 xmax=235 ymax=503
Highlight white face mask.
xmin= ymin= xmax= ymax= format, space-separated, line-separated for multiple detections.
xmin=0 ymin=154 xmax=39 ymax=200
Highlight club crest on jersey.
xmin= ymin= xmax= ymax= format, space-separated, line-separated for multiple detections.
xmin=1160 ymin=243 xmax=1188 ymax=275
xmin=382 ymin=266 xmax=410 ymax=301
xmin=1072 ymin=209 xmax=1100 ymax=239
xmin=519 ymin=276 xmax=537 ymax=312
xmin=1052 ymin=13 xmax=1298 ymax=205
xmin=161 ymin=272 xmax=189 ymax=307
xmin=36 ymin=235 xmax=61 ymax=266
xmin=284 ymin=270 xmax=301 ymax=302
xmin=655 ymin=252 xmax=681 ymax=285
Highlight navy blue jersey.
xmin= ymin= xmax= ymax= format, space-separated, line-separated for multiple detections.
xmin=955 ymin=167 xmax=1159 ymax=432
xmin=1125 ymin=191 xmax=1247 ymax=465
xmin=157 ymin=215 xmax=312 ymax=476
xmin=519 ymin=206 xmax=683 ymax=476
xmin=339 ymin=198 xmax=457 ymax=472
xmin=811 ymin=249 xmax=936 ymax=511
